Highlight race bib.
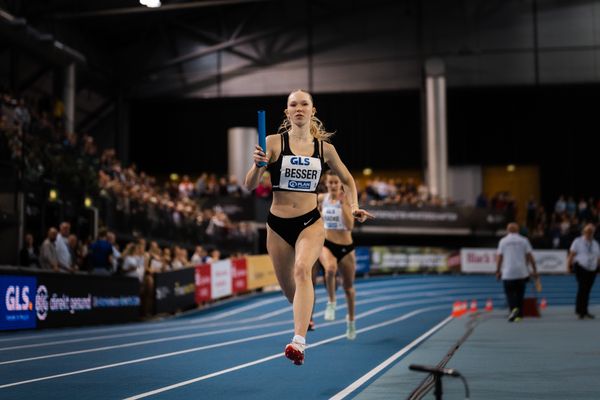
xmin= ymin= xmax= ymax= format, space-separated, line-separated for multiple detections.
xmin=279 ymin=155 xmax=321 ymax=192
xmin=323 ymin=204 xmax=345 ymax=230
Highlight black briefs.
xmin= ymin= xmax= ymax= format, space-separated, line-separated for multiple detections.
xmin=267 ymin=208 xmax=321 ymax=247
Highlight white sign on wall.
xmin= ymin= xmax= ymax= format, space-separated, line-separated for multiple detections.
xmin=211 ymin=260 xmax=232 ymax=299
xmin=460 ymin=248 xmax=567 ymax=274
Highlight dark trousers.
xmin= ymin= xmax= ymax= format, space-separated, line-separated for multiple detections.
xmin=575 ymin=264 xmax=597 ymax=316
xmin=503 ymin=278 xmax=528 ymax=318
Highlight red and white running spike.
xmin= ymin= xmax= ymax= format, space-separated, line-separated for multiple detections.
xmin=284 ymin=342 xmax=305 ymax=366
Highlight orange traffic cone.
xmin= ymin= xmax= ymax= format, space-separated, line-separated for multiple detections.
xmin=460 ymin=300 xmax=468 ymax=316
xmin=469 ymin=299 xmax=478 ymax=313
xmin=452 ymin=301 xmax=462 ymax=317
xmin=540 ymin=298 xmax=547 ymax=309
xmin=485 ymin=298 xmax=493 ymax=311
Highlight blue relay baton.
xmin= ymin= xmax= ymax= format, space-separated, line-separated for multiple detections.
xmin=257 ymin=110 xmax=267 ymax=167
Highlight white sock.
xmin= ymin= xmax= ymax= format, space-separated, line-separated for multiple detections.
xmin=292 ymin=335 xmax=306 ymax=345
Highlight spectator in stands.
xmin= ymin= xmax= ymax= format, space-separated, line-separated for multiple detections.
xmin=226 ymin=175 xmax=243 ymax=197
xmin=67 ymin=234 xmax=81 ymax=270
xmin=496 ymin=222 xmax=539 ymax=322
xmin=195 ymin=173 xmax=208 ymax=197
xmin=555 ymin=195 xmax=566 ymax=215
xmin=55 ymin=222 xmax=74 ymax=273
xmin=578 ymin=197 xmax=590 ymax=222
xmin=148 ymin=241 xmax=165 ymax=273
xmin=191 ymin=245 xmax=210 ymax=264
xmin=206 ymin=207 xmax=230 ymax=241
xmin=209 ymin=248 xmax=221 ymax=262
xmin=566 ymin=196 xmax=577 ymax=218
xmin=244 ymin=89 xmax=372 ymax=365
xmin=19 ymin=233 xmax=39 ymax=268
xmin=171 ymin=246 xmax=190 ymax=269
xmin=178 ymin=175 xmax=194 ymax=199
xmin=567 ymin=223 xmax=600 ymax=319
xmin=39 ymin=227 xmax=59 ymax=271
xmin=107 ymin=231 xmax=121 ymax=274
xmin=162 ymin=247 xmax=173 ymax=270
xmin=88 ymin=228 xmax=113 ymax=275
xmin=122 ymin=242 xmax=145 ymax=282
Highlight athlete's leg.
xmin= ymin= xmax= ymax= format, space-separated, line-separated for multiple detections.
xmin=266 ymin=225 xmax=296 ymax=303
xmin=339 ymin=250 xmax=357 ymax=339
xmin=292 ymin=220 xmax=325 ymax=338
xmin=319 ymin=247 xmax=338 ymax=303
xmin=339 ymin=251 xmax=356 ymax=321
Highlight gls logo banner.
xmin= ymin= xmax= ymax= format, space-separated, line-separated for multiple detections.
xmin=290 ymin=157 xmax=310 ymax=166
xmin=0 ymin=275 xmax=37 ymax=331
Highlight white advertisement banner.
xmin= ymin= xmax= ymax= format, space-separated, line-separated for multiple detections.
xmin=371 ymin=246 xmax=449 ymax=271
xmin=532 ymin=250 xmax=568 ymax=274
xmin=460 ymin=248 xmax=568 ymax=274
xmin=210 ymin=260 xmax=232 ymax=299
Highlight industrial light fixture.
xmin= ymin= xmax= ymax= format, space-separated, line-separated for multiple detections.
xmin=84 ymin=197 xmax=93 ymax=208
xmin=362 ymin=168 xmax=373 ymax=176
xmin=507 ymin=164 xmax=516 ymax=172
xmin=48 ymin=189 xmax=58 ymax=202
xmin=139 ymin=0 xmax=161 ymax=8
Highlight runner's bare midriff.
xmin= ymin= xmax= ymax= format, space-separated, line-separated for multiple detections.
xmin=271 ymin=191 xmax=318 ymax=218
xmin=325 ymin=229 xmax=353 ymax=246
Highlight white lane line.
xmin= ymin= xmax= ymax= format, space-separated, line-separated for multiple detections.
xmin=0 ymin=286 xmax=497 ymax=352
xmin=0 ymin=277 xmax=467 ymax=344
xmin=122 ymin=305 xmax=448 ymax=400
xmin=0 ymin=296 xmax=287 ymax=344
xmin=0 ymin=297 xmax=450 ymax=388
xmin=0 ymin=328 xmax=293 ymax=389
xmin=0 ymin=320 xmax=293 ymax=366
xmin=0 ymin=291 xmax=489 ymax=366
xmin=329 ymin=315 xmax=453 ymax=400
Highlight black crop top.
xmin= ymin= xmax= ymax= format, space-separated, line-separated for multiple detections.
xmin=266 ymin=132 xmax=327 ymax=193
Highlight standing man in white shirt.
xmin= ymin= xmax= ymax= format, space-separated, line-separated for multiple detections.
xmin=567 ymin=223 xmax=600 ymax=319
xmin=55 ymin=222 xmax=74 ymax=273
xmin=496 ymin=222 xmax=539 ymax=322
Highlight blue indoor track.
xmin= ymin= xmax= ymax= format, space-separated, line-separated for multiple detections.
xmin=0 ymin=275 xmax=596 ymax=400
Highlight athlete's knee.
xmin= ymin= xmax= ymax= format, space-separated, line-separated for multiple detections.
xmin=323 ymin=262 xmax=337 ymax=275
xmin=294 ymin=261 xmax=313 ymax=283
xmin=344 ymin=285 xmax=355 ymax=295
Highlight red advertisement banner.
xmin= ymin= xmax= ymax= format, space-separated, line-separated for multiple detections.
xmin=231 ymin=258 xmax=248 ymax=294
xmin=194 ymin=264 xmax=211 ymax=303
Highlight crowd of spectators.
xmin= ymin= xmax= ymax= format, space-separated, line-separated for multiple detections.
xmin=525 ymin=195 xmax=600 ymax=249
xmin=357 ymin=177 xmax=448 ymax=207
xmin=19 ymin=221 xmax=228 ymax=275
xmin=1 ymin=89 xmax=258 ymax=257
xmin=97 ymin=149 xmax=255 ymax=246
xmin=18 ymin=219 xmax=238 ymax=316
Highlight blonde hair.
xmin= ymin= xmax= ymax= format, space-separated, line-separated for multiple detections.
xmin=277 ymin=89 xmax=335 ymax=142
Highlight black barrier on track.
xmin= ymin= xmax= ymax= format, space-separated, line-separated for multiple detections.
xmin=0 ymin=267 xmax=140 ymax=330
xmin=154 ymin=268 xmax=196 ymax=314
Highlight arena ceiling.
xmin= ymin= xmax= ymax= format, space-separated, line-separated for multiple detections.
xmin=1 ymin=0 xmax=400 ymax=97
xmin=2 ymin=0 xmax=599 ymax=133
